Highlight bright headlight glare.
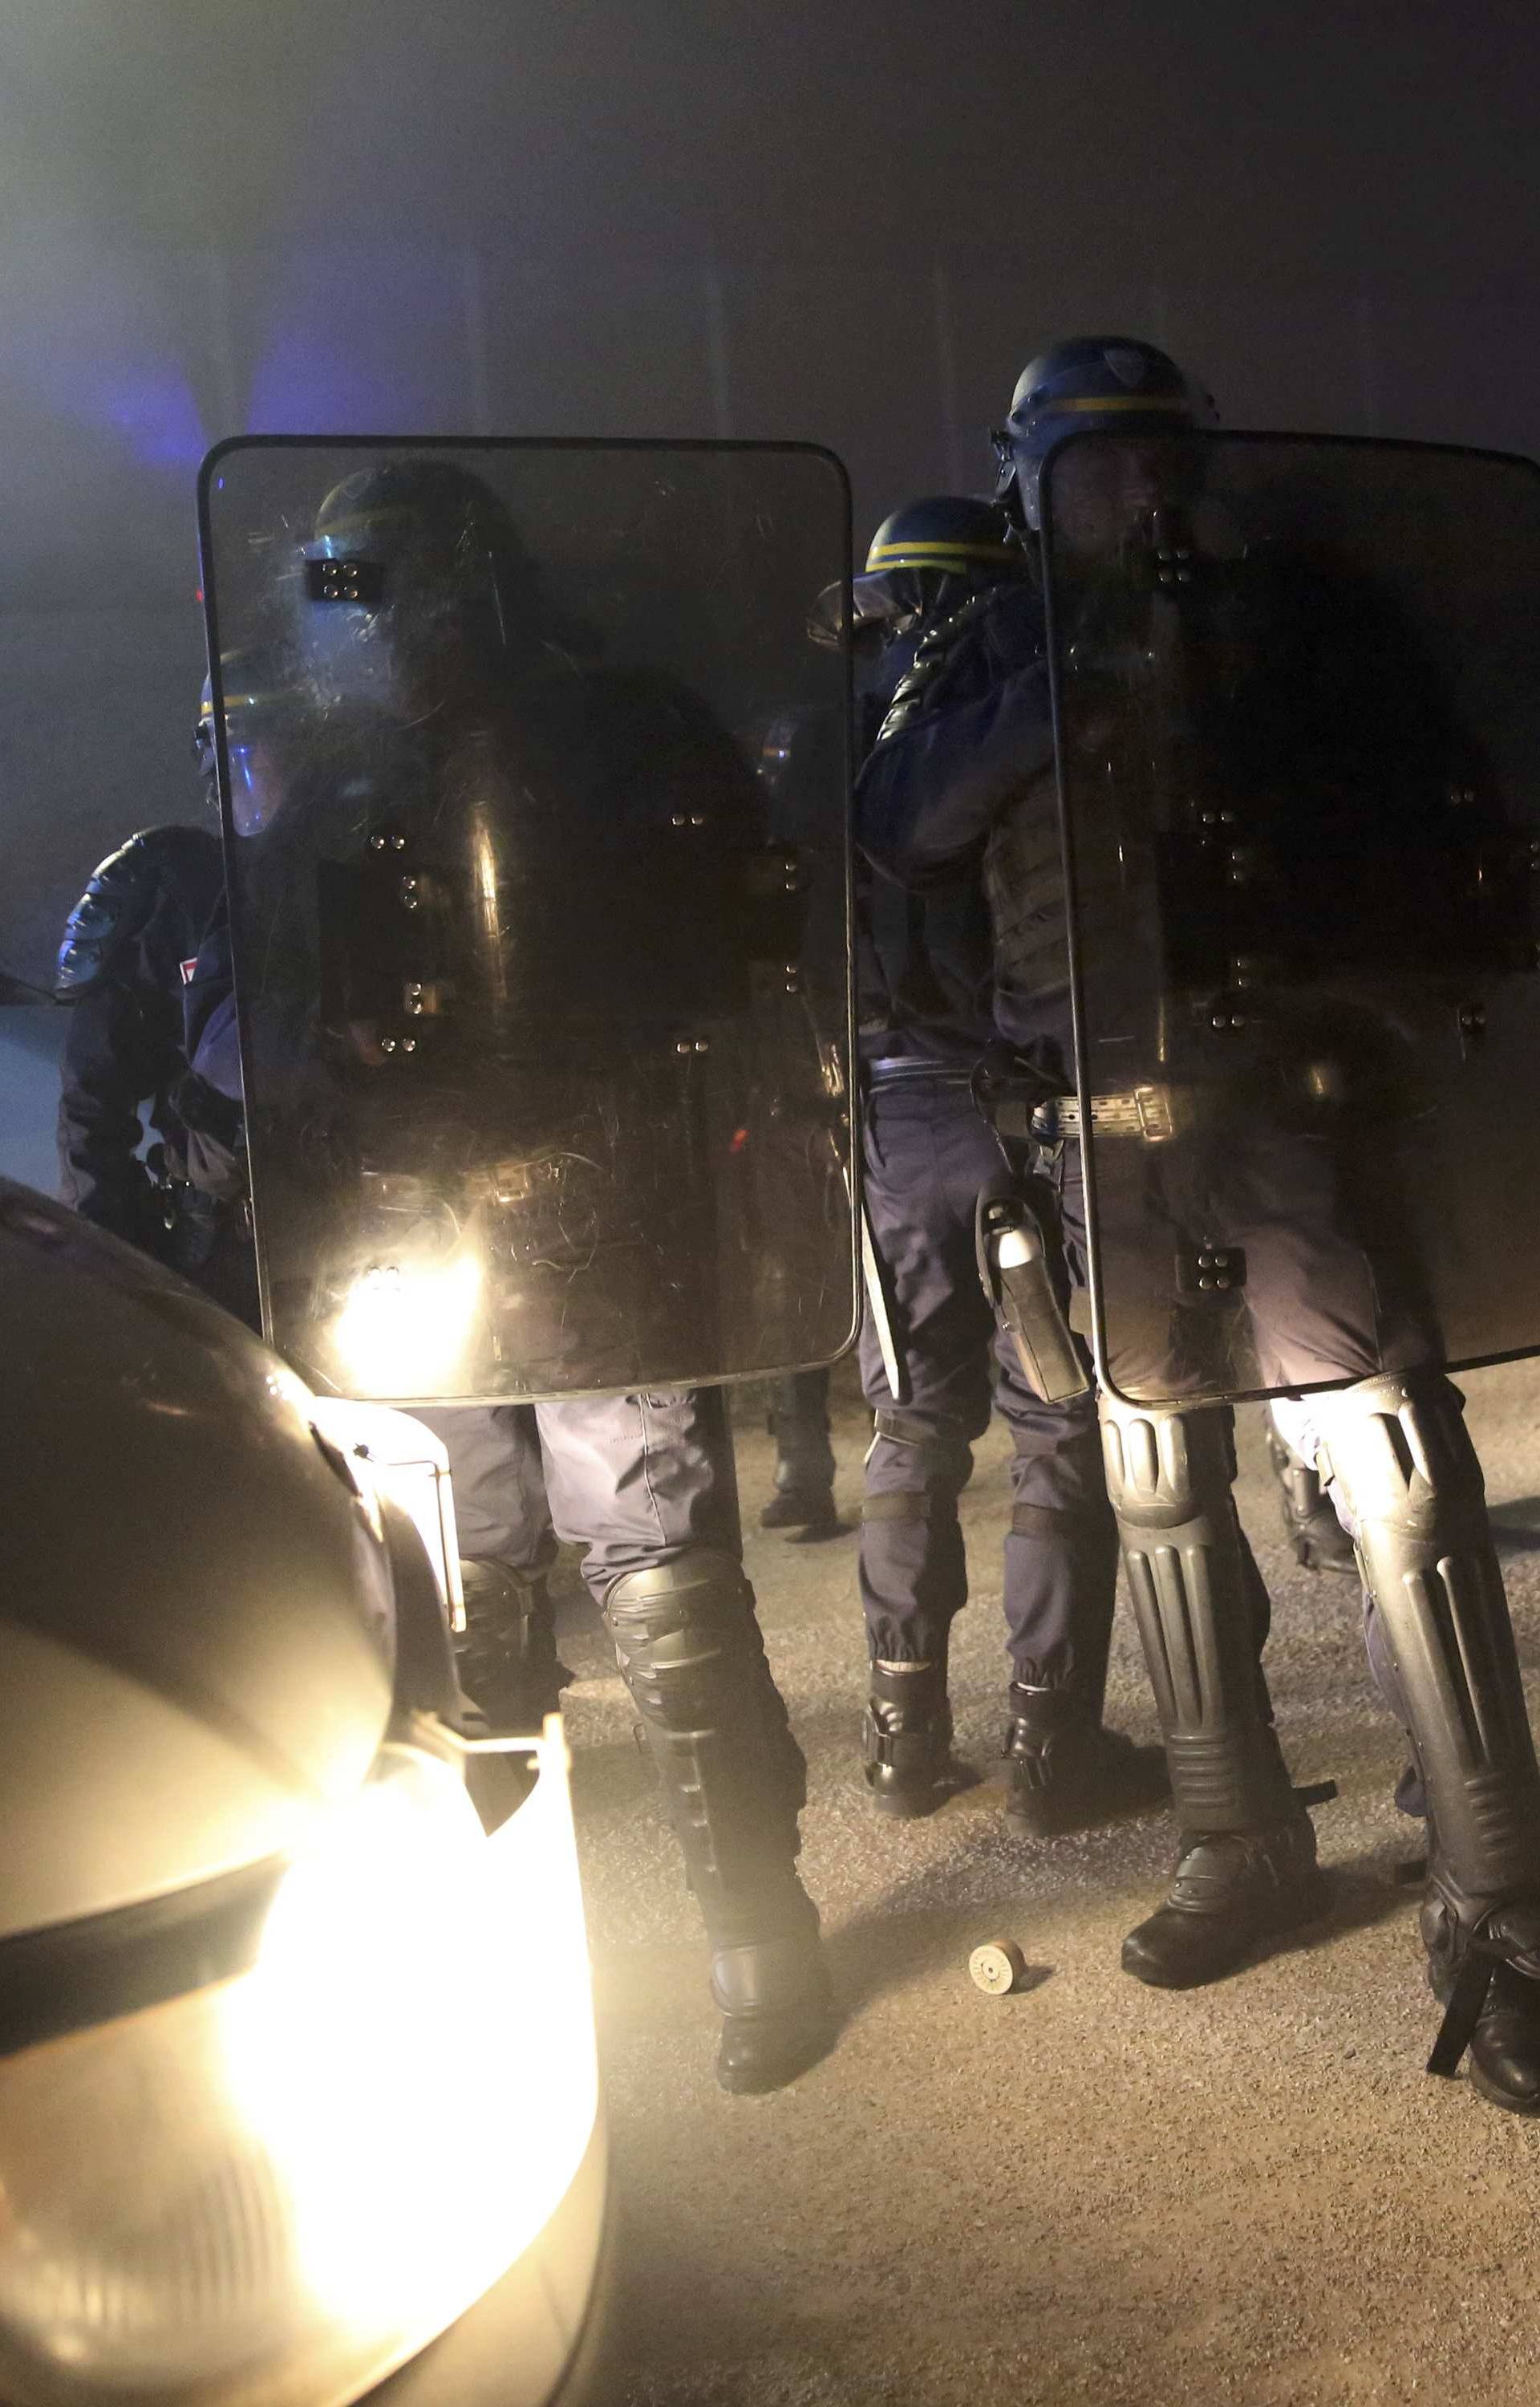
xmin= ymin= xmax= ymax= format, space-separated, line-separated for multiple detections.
xmin=0 ymin=1732 xmax=598 ymax=2407
xmin=333 ymin=1253 xmax=482 ymax=1394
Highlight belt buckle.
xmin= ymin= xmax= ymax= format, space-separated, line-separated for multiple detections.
xmin=1134 ymin=1084 xmax=1176 ymax=1143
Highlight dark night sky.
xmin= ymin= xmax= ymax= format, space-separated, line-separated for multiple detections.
xmin=3 ymin=0 xmax=1540 ymax=976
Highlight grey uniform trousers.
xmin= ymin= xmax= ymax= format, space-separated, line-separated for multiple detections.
xmin=415 ymin=1386 xmax=746 ymax=1601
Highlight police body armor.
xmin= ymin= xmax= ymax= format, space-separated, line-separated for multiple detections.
xmin=1035 ymin=427 xmax=1540 ymax=2086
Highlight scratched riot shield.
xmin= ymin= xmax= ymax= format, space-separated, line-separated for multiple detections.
xmin=1038 ymin=428 xmax=1540 ymax=1406
xmin=198 ymin=440 xmax=855 ymax=1403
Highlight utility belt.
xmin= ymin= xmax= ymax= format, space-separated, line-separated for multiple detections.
xmin=861 ymin=1055 xmax=980 ymax=1094
xmin=995 ymin=1083 xmax=1184 ymax=1147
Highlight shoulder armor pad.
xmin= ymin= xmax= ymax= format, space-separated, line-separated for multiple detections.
xmin=54 ymin=826 xmax=219 ymax=998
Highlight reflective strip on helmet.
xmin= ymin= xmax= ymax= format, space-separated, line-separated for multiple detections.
xmin=1021 ymin=394 xmax=1198 ymax=418
xmin=865 ymin=538 xmax=1019 ymax=569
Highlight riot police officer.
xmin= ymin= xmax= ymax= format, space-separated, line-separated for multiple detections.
xmin=208 ymin=453 xmax=838 ymax=2096
xmin=55 ymin=680 xmax=257 ymax=1325
xmin=830 ymin=495 xmax=1165 ymax=1832
xmin=864 ymin=334 xmax=1540 ymax=2113
xmin=858 ymin=346 xmax=1329 ymax=1967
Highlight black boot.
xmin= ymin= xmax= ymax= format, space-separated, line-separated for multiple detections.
xmin=760 ymin=1375 xmax=839 ymax=1536
xmin=760 ymin=1471 xmax=841 ymax=1536
xmin=1266 ymin=1429 xmax=1357 ymax=1576
xmin=1424 ymin=1873 xmax=1540 ymax=2114
xmin=1122 ymin=1812 xmax=1327 ymax=1988
xmin=456 ymin=1558 xmax=572 ymax=1731
xmin=708 ymin=1877 xmax=837 ymax=2095
xmin=1002 ymin=1682 xmax=1169 ymax=1837
xmin=862 ymin=1658 xmax=953 ymax=1819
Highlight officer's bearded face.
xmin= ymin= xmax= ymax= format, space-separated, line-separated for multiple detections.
xmin=1046 ymin=437 xmax=1194 ymax=558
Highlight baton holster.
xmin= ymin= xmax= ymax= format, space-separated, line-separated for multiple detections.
xmin=975 ymin=1175 xmax=1090 ymax=1405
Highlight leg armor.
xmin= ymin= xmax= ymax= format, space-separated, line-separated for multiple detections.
xmin=1101 ymin=1394 xmax=1327 ymax=1987
xmin=1100 ymin=1396 xmax=1295 ymax=1833
xmin=602 ymin=1547 xmax=831 ymax=2093
xmin=1315 ymin=1371 xmax=1540 ymax=2103
xmin=456 ymin=1557 xmax=570 ymax=1732
xmin=602 ymin=1547 xmax=810 ymax=1918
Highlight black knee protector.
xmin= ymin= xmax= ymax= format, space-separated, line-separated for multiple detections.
xmin=1100 ymin=1395 xmax=1295 ymax=1832
xmin=456 ymin=1557 xmax=569 ymax=1728
xmin=1318 ymin=1370 xmax=1540 ymax=1905
xmin=602 ymin=1548 xmax=808 ymax=1904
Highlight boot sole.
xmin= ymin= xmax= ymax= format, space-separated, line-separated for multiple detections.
xmin=1122 ymin=1885 xmax=1331 ymax=1992
xmin=869 ymin=1781 xmax=949 ymax=1821
xmin=715 ymin=1990 xmax=838 ymax=2095
xmin=1005 ymin=1775 xmax=1170 ymax=1840
xmin=760 ymin=1499 xmax=841 ymax=1533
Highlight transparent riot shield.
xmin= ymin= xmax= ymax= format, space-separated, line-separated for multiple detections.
xmin=197 ymin=440 xmax=855 ymax=1404
xmin=1039 ymin=428 xmax=1540 ymax=1406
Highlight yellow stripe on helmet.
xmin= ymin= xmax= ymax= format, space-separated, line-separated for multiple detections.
xmin=1031 ymin=394 xmax=1197 ymax=416
xmin=865 ymin=538 xmax=1019 ymax=570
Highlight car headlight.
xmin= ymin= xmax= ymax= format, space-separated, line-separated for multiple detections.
xmin=0 ymin=1730 xmax=598 ymax=2407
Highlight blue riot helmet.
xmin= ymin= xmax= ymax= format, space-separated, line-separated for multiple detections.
xmin=807 ymin=493 xmax=1025 ymax=647
xmin=797 ymin=495 xmax=1031 ymax=767
xmin=991 ymin=336 xmax=1218 ymax=532
xmin=300 ymin=456 xmax=543 ymax=720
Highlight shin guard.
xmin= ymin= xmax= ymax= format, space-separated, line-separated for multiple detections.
xmin=602 ymin=1548 xmax=808 ymax=1927
xmin=1319 ymin=1372 xmax=1540 ymax=1902
xmin=1100 ymin=1394 xmax=1295 ymax=1833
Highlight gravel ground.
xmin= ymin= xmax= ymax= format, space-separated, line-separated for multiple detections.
xmin=552 ymin=1358 xmax=1540 ymax=2406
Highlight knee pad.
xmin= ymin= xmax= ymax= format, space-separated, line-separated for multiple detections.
xmin=603 ymin=1548 xmax=807 ymax=1893
xmin=602 ymin=1547 xmax=759 ymax=1710
xmin=1099 ymin=1396 xmax=1238 ymax=1529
